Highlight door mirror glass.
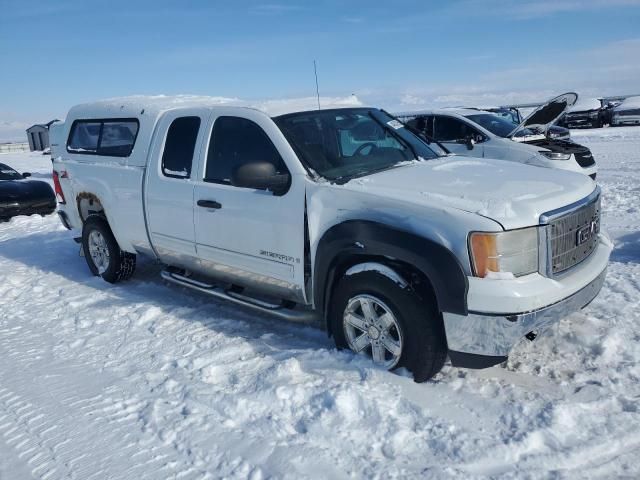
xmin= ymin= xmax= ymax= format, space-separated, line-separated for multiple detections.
xmin=231 ymin=161 xmax=290 ymax=195
xmin=22 ymin=172 xmax=31 ymax=178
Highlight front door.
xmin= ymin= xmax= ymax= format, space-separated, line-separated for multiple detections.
xmin=433 ymin=115 xmax=485 ymax=157
xmin=193 ymin=111 xmax=306 ymax=303
xmin=145 ymin=109 xmax=209 ymax=262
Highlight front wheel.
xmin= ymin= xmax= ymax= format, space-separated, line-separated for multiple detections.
xmin=82 ymin=216 xmax=136 ymax=283
xmin=330 ymin=270 xmax=448 ymax=382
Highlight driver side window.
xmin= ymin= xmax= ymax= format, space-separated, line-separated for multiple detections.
xmin=434 ymin=116 xmax=474 ymax=142
xmin=204 ymin=116 xmax=288 ymax=185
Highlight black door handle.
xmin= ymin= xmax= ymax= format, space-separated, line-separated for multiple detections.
xmin=197 ymin=199 xmax=222 ymax=209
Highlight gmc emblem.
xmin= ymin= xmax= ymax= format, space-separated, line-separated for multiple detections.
xmin=576 ymin=216 xmax=600 ymax=246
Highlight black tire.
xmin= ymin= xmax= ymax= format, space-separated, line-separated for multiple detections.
xmin=330 ymin=270 xmax=447 ymax=382
xmin=82 ymin=216 xmax=136 ymax=283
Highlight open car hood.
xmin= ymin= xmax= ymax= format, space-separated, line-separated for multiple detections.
xmin=508 ymin=92 xmax=578 ymax=138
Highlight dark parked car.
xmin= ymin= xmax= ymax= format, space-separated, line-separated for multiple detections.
xmin=558 ymin=98 xmax=615 ymax=129
xmin=0 ymin=163 xmax=56 ymax=222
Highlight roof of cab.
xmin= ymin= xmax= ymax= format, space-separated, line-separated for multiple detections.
xmin=66 ymin=95 xmax=367 ymax=120
xmin=394 ymin=107 xmax=492 ymax=118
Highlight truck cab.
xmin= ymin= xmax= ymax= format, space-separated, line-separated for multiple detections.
xmin=51 ymin=97 xmax=611 ymax=382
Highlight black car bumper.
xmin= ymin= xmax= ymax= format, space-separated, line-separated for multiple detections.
xmin=0 ymin=200 xmax=56 ymax=222
xmin=566 ymin=118 xmax=599 ymax=128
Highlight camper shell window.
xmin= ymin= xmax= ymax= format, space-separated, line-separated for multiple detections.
xmin=67 ymin=119 xmax=140 ymax=157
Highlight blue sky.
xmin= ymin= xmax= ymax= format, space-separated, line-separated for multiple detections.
xmin=1 ymin=0 xmax=640 ymax=140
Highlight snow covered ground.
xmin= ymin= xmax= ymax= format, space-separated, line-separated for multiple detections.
xmin=1 ymin=127 xmax=639 ymax=479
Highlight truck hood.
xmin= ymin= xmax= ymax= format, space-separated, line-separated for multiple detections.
xmin=340 ymin=157 xmax=596 ymax=230
xmin=508 ymin=92 xmax=578 ymax=138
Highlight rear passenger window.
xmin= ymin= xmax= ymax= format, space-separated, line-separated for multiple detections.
xmin=67 ymin=119 xmax=139 ymax=157
xmin=205 ymin=116 xmax=286 ymax=184
xmin=161 ymin=116 xmax=201 ymax=179
xmin=407 ymin=115 xmax=434 ymax=139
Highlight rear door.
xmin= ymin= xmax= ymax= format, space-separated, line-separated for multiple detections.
xmin=192 ymin=111 xmax=307 ymax=302
xmin=145 ymin=109 xmax=209 ymax=261
xmin=433 ymin=115 xmax=484 ymax=157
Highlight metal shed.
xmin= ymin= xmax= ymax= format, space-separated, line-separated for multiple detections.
xmin=26 ymin=120 xmax=59 ymax=151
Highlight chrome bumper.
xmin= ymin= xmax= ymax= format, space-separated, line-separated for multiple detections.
xmin=444 ymin=268 xmax=607 ymax=359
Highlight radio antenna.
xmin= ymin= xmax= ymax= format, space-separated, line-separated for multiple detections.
xmin=313 ymin=60 xmax=321 ymax=110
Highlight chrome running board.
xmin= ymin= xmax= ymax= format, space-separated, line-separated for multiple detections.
xmin=161 ymin=269 xmax=321 ymax=326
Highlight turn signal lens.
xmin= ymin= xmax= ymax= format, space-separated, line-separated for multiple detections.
xmin=470 ymin=233 xmax=498 ymax=277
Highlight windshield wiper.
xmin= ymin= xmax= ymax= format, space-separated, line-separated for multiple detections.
xmin=331 ymin=162 xmax=410 ymax=185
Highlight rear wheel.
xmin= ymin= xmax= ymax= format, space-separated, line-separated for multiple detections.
xmin=331 ymin=270 xmax=447 ymax=382
xmin=82 ymin=216 xmax=136 ymax=283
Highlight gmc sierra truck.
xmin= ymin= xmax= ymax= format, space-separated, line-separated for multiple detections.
xmin=50 ymin=97 xmax=611 ymax=382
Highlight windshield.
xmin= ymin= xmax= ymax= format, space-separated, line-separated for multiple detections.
xmin=488 ymin=108 xmax=520 ymax=124
xmin=274 ymin=108 xmax=441 ymax=182
xmin=465 ymin=113 xmax=537 ymax=138
xmin=0 ymin=163 xmax=22 ymax=180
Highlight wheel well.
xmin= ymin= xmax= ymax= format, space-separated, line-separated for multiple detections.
xmin=324 ymin=254 xmax=438 ymax=337
xmin=76 ymin=193 xmax=105 ymax=223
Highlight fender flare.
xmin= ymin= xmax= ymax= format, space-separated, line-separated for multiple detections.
xmin=314 ymin=220 xmax=469 ymax=321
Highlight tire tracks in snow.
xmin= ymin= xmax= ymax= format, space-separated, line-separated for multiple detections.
xmin=0 ymin=321 xmax=207 ymax=480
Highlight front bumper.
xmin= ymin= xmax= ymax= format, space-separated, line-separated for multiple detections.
xmin=612 ymin=115 xmax=640 ymax=126
xmin=443 ymin=234 xmax=611 ymax=368
xmin=566 ymin=118 xmax=598 ymax=128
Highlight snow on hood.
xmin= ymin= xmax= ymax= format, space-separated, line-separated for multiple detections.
xmin=614 ymin=96 xmax=640 ymax=112
xmin=568 ymin=98 xmax=601 ymax=113
xmin=340 ymin=156 xmax=596 ymax=230
xmin=509 ymin=92 xmax=578 ymax=137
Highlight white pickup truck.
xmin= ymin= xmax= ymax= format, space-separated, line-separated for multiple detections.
xmin=50 ymin=97 xmax=611 ymax=382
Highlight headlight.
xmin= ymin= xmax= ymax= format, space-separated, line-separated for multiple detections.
xmin=539 ymin=150 xmax=572 ymax=160
xmin=469 ymin=228 xmax=539 ymax=278
xmin=589 ymin=111 xmax=599 ymax=118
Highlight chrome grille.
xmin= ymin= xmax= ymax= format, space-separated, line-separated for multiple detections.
xmin=548 ymin=195 xmax=600 ymax=275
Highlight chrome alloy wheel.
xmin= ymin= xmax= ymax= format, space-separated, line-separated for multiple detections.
xmin=343 ymin=294 xmax=404 ymax=369
xmin=88 ymin=230 xmax=110 ymax=274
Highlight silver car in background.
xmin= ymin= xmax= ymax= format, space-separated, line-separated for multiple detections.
xmin=611 ymin=96 xmax=640 ymax=126
xmin=396 ymin=93 xmax=597 ymax=179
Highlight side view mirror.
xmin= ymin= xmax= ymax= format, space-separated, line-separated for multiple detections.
xmin=22 ymin=172 xmax=31 ymax=178
xmin=464 ymin=135 xmax=476 ymax=150
xmin=231 ymin=161 xmax=290 ymax=196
